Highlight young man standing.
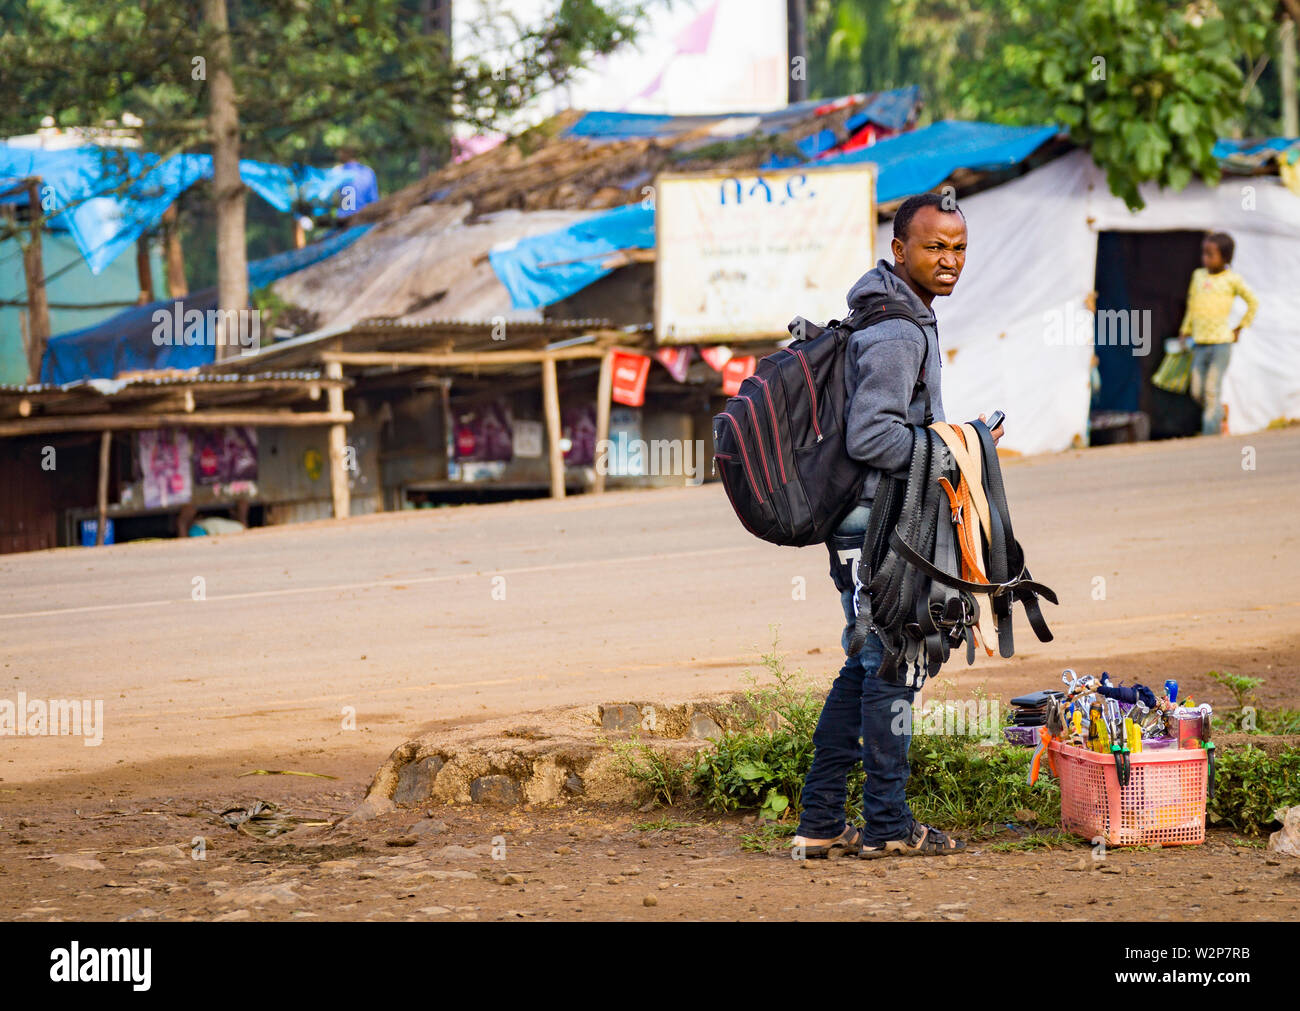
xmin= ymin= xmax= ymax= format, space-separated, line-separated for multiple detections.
xmin=792 ymin=191 xmax=1001 ymax=859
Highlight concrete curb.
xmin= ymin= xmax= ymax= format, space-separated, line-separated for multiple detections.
xmin=347 ymin=692 xmax=768 ymax=820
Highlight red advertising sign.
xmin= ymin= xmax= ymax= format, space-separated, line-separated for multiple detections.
xmin=610 ymin=350 xmax=652 ymax=407
xmin=721 ymin=356 xmax=757 ymax=396
xmin=699 ymin=345 xmax=732 ymax=372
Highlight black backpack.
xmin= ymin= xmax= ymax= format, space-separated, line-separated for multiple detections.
xmin=711 ymin=296 xmax=930 ymax=547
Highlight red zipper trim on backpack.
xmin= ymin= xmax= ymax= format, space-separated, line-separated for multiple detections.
xmin=713 ymin=460 xmax=762 ymax=538
xmin=793 ymin=349 xmax=823 ymax=442
xmin=742 ymin=396 xmax=775 ymax=493
xmin=721 ymin=412 xmax=765 ymax=504
xmin=752 ymin=375 xmax=787 ymax=484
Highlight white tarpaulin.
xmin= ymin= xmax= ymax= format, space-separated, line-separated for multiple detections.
xmin=1087 ymin=158 xmax=1300 ymax=434
xmin=875 ymin=152 xmax=1100 ymax=456
xmin=870 ymin=149 xmax=1300 ymax=455
xmin=656 ymin=164 xmax=876 ymax=343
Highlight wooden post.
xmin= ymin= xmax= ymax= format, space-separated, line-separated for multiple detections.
xmin=96 ymin=430 xmax=111 ymax=547
xmin=325 ymin=359 xmax=351 ymax=519
xmin=203 ymin=0 xmax=249 ymax=363
xmin=1283 ymin=16 xmax=1299 ymax=139
xmin=161 ymin=203 xmax=188 ymax=297
xmin=541 ymin=353 xmax=565 ymax=500
xmin=22 ymin=178 xmax=51 ymax=383
xmin=293 ymin=216 xmax=307 ymax=250
xmin=135 ymin=235 xmax=154 ymax=305
xmin=593 ymin=347 xmax=614 ymax=494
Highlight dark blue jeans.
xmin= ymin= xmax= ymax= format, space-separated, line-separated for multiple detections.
xmin=796 ymin=505 xmax=917 ymax=844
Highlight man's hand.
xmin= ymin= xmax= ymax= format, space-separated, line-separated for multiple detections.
xmin=978 ymin=413 xmax=1005 ymax=445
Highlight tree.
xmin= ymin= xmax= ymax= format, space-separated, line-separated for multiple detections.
xmin=958 ymin=0 xmax=1277 ymax=209
xmin=807 ymin=0 xmax=1283 ymax=209
xmin=0 ymin=0 xmax=645 ymax=350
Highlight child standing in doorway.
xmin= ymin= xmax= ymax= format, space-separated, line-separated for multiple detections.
xmin=1177 ymin=232 xmax=1259 ymax=435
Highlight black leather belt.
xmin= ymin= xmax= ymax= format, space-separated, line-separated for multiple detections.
xmin=848 ymin=420 xmax=1057 ymax=688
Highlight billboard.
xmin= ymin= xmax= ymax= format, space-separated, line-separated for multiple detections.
xmin=654 ymin=163 xmax=876 ymax=343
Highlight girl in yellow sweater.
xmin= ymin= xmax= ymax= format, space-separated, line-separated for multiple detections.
xmin=1177 ymin=231 xmax=1259 ymax=435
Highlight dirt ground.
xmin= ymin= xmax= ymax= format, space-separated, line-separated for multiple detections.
xmin=1 ymin=429 xmax=1298 ymax=920
xmin=2 ymin=780 xmax=1297 ymax=922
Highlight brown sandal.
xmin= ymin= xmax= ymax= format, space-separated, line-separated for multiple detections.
xmin=790 ymin=824 xmax=865 ymax=860
xmin=858 ymin=821 xmax=966 ymax=859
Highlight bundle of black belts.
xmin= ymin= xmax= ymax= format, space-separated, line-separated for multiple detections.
xmin=848 ymin=420 xmax=1058 ymax=689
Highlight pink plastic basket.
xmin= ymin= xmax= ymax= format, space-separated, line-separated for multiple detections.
xmin=1048 ymin=739 xmax=1208 ymax=846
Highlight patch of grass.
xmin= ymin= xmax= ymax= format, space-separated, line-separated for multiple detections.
xmin=1230 ymin=836 xmax=1267 ymax=849
xmin=1208 ymin=744 xmax=1300 ymax=833
xmin=690 ymin=630 xmax=823 ymax=822
xmin=1204 ymin=671 xmax=1300 ymax=734
xmin=739 ymin=822 xmax=797 ymax=854
xmin=689 ymin=631 xmax=1060 ymax=832
xmin=1216 ymin=707 xmax=1300 ymax=735
xmin=907 ymin=734 xmax=1061 ymax=831
xmin=609 ymin=737 xmax=692 ymax=809
xmin=987 ymin=831 xmax=1084 ymax=853
xmin=631 ymin=818 xmax=699 ymax=833
xmin=1207 ymin=670 xmax=1264 ymax=710
xmin=681 ymin=644 xmax=1299 ymax=840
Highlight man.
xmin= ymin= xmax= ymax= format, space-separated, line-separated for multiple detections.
xmin=792 ymin=191 xmax=1002 ymax=859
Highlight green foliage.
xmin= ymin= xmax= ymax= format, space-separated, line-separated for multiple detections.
xmin=808 ymin=0 xmax=1281 ymax=210
xmin=631 ymin=817 xmax=700 ymax=832
xmin=986 ymin=830 xmax=1085 ymax=852
xmin=0 ymin=0 xmax=644 ymax=170
xmin=907 ymin=733 xmax=1060 ymax=831
xmin=609 ymin=736 xmax=692 ymax=809
xmin=809 ymin=0 xmax=1002 ymax=104
xmin=689 ymin=632 xmax=1059 ymax=831
xmin=1204 ymin=672 xmax=1300 ymax=734
xmin=0 ymin=0 xmax=648 ymax=283
xmin=1207 ymin=669 xmax=1264 ymax=710
xmin=690 ymin=631 xmax=824 ymax=821
xmin=1208 ymin=745 xmax=1300 ymax=833
xmin=739 ymin=821 xmax=797 ymax=853
xmin=957 ymin=0 xmax=1276 ymax=209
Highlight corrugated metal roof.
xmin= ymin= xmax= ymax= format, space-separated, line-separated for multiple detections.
xmin=0 ymin=370 xmax=332 ymax=396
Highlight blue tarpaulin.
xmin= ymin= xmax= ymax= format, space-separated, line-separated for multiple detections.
xmin=1212 ymin=136 xmax=1298 ymax=158
xmin=562 ymin=87 xmax=921 ymax=143
xmin=488 ymin=204 xmax=654 ymax=311
xmin=0 ymin=143 xmax=366 ymax=275
xmin=40 ymin=224 xmax=369 ymax=383
xmin=846 ymin=86 xmax=922 ymax=132
xmin=792 ymin=120 xmax=1060 ymax=202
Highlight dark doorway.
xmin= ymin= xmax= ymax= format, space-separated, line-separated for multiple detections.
xmin=1091 ymin=230 xmax=1204 ymax=442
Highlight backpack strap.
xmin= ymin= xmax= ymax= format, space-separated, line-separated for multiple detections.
xmin=838 ymin=299 xmax=933 ymax=426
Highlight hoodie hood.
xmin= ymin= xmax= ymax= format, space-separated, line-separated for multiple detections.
xmin=846 ymin=259 xmax=936 ymax=325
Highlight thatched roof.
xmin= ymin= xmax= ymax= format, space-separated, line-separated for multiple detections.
xmin=272 ymin=202 xmax=590 ymax=330
xmin=349 ymin=94 xmax=908 ymax=223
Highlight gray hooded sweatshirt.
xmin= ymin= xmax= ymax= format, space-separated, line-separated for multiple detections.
xmin=843 ymin=259 xmax=946 ymax=503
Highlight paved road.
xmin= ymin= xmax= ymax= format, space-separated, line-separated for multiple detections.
xmin=2 ymin=428 xmax=1297 ymax=795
